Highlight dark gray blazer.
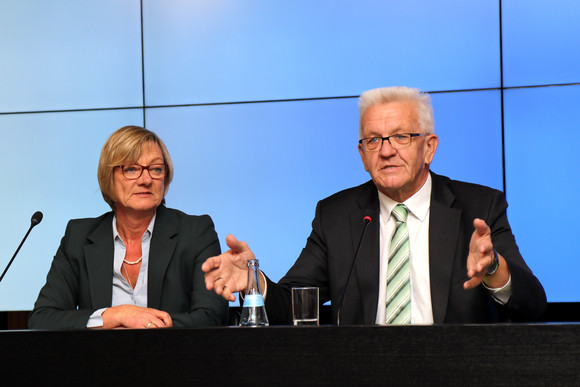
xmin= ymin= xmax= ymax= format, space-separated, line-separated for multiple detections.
xmin=29 ymin=205 xmax=228 ymax=329
xmin=264 ymin=172 xmax=546 ymax=325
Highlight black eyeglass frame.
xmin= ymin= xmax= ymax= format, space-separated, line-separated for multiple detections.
xmin=358 ymin=133 xmax=427 ymax=151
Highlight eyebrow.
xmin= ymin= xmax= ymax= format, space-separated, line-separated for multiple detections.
xmin=363 ymin=129 xmax=407 ymax=137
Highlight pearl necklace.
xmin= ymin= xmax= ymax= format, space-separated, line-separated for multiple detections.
xmin=123 ymin=256 xmax=142 ymax=265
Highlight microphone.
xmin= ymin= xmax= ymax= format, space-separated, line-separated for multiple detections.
xmin=0 ymin=211 xmax=43 ymax=283
xmin=336 ymin=214 xmax=372 ymax=325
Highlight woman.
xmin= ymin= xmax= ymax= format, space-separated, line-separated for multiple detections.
xmin=29 ymin=126 xmax=228 ymax=329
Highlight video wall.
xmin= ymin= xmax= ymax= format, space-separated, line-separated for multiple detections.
xmin=0 ymin=0 xmax=578 ymax=310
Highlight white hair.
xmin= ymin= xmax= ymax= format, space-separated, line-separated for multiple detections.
xmin=358 ymin=86 xmax=435 ymax=139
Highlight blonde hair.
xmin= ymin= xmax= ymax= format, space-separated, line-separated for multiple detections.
xmin=358 ymin=86 xmax=435 ymax=139
xmin=97 ymin=126 xmax=173 ymax=209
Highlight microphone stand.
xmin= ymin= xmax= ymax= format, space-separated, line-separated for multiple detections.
xmin=0 ymin=212 xmax=43 ymax=283
xmin=336 ymin=215 xmax=372 ymax=326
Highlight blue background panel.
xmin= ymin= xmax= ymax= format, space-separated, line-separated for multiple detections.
xmin=0 ymin=0 xmax=143 ymax=113
xmin=430 ymin=90 xmax=503 ymax=191
xmin=502 ymin=0 xmax=580 ymax=87
xmin=504 ymin=85 xmax=580 ymax=302
xmin=143 ymin=0 xmax=499 ymax=105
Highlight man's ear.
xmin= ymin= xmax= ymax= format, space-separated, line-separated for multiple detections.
xmin=424 ymin=134 xmax=439 ymax=164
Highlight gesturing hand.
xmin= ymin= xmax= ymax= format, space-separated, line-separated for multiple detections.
xmin=464 ymin=218 xmax=501 ymax=290
xmin=202 ymin=234 xmax=256 ymax=302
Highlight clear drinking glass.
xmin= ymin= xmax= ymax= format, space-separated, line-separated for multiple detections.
xmin=292 ymin=287 xmax=319 ymax=326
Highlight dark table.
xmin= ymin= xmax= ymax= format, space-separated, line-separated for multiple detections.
xmin=2 ymin=323 xmax=579 ymax=386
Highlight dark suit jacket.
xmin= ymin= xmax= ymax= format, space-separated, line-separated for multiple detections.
xmin=264 ymin=172 xmax=546 ymax=325
xmin=29 ymin=205 xmax=228 ymax=329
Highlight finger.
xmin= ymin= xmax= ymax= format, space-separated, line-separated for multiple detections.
xmin=143 ymin=314 xmax=161 ymax=328
xmin=201 ymin=256 xmax=220 ymax=273
xmin=214 ymin=277 xmax=225 ymax=295
xmin=463 ymin=276 xmax=482 ymax=290
xmin=222 ymin=284 xmax=237 ymax=302
xmin=468 ymin=254 xmax=492 ymax=277
xmin=226 ymin=235 xmax=254 ymax=256
xmin=467 ymin=262 xmax=486 ymax=278
xmin=148 ymin=315 xmax=168 ymax=328
xmin=473 ymin=218 xmax=490 ymax=236
xmin=205 ymin=277 xmax=217 ymax=291
xmin=472 ymin=234 xmax=494 ymax=268
xmin=204 ymin=262 xmax=224 ymax=290
xmin=158 ymin=311 xmax=173 ymax=327
xmin=226 ymin=234 xmax=245 ymax=252
xmin=213 ymin=277 xmax=236 ymax=302
xmin=468 ymin=265 xmax=485 ymax=279
xmin=478 ymin=238 xmax=494 ymax=258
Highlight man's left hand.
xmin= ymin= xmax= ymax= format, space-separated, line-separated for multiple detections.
xmin=464 ymin=218 xmax=509 ymax=289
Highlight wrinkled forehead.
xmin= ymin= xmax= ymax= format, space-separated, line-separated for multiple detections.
xmin=361 ymin=101 xmax=419 ymax=136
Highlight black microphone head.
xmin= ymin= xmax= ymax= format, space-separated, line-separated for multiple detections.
xmin=362 ymin=209 xmax=374 ymax=224
xmin=31 ymin=211 xmax=43 ymax=227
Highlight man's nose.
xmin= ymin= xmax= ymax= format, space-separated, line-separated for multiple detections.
xmin=379 ymin=138 xmax=397 ymax=156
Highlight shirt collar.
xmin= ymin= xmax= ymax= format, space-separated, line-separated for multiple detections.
xmin=378 ymin=173 xmax=432 ymax=222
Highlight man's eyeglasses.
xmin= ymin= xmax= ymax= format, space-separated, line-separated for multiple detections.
xmin=118 ymin=164 xmax=168 ymax=180
xmin=358 ymin=133 xmax=427 ymax=151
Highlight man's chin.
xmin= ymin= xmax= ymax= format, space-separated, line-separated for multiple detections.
xmin=371 ymin=178 xmax=409 ymax=201
xmin=372 ymin=176 xmax=404 ymax=192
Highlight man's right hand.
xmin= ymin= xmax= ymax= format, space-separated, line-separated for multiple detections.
xmin=202 ymin=234 xmax=256 ymax=302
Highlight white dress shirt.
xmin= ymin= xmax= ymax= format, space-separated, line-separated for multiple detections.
xmin=375 ymin=174 xmax=434 ymax=324
xmin=374 ymin=174 xmax=511 ymax=325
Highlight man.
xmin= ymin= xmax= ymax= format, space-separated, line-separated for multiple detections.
xmin=202 ymin=86 xmax=546 ymax=325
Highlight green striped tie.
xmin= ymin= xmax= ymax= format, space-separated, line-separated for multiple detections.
xmin=386 ymin=204 xmax=411 ymax=324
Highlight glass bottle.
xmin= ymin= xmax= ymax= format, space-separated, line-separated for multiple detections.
xmin=239 ymin=259 xmax=269 ymax=327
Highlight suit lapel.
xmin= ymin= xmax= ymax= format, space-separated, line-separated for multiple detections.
xmin=147 ymin=206 xmax=178 ymax=309
xmin=85 ymin=213 xmax=115 ymax=309
xmin=351 ymin=181 xmax=381 ymax=325
xmin=429 ymin=173 xmax=461 ymax=324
